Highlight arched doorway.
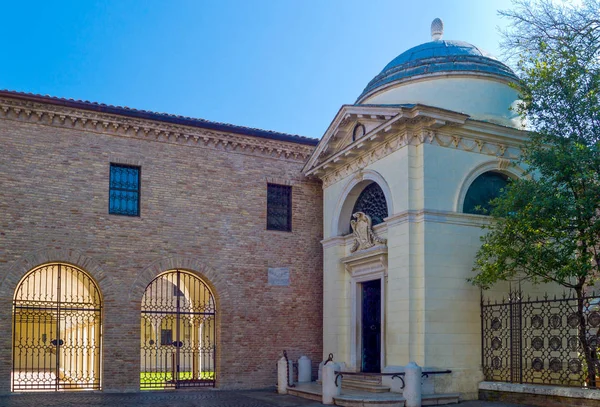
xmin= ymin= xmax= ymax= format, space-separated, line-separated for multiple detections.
xmin=140 ymin=270 xmax=216 ymax=389
xmin=12 ymin=263 xmax=102 ymax=391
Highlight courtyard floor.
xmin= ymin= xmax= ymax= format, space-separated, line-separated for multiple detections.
xmin=0 ymin=389 xmax=529 ymax=407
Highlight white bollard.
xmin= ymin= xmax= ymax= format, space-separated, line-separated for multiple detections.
xmin=321 ymin=361 xmax=341 ymax=405
xmin=317 ymin=360 xmax=324 ymax=382
xmin=298 ymin=355 xmax=312 ymax=383
xmin=277 ymin=356 xmax=288 ymax=394
xmin=404 ymin=362 xmax=422 ymax=407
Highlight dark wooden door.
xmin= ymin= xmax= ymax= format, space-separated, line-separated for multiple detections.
xmin=361 ymin=279 xmax=381 ymax=373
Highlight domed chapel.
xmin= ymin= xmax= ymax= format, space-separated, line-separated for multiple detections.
xmin=0 ymin=19 xmax=533 ymax=399
xmin=302 ymin=18 xmax=526 ymax=398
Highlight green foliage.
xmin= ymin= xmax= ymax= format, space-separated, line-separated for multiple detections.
xmin=474 ymin=2 xmax=600 ymax=386
xmin=471 ymin=0 xmax=600 ymax=292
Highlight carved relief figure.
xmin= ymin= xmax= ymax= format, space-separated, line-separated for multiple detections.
xmin=350 ymin=212 xmax=386 ymax=252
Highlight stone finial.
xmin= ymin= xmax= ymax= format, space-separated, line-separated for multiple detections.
xmin=431 ymin=18 xmax=444 ymax=40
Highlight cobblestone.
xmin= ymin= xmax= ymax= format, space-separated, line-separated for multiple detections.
xmin=0 ymin=389 xmax=531 ymax=407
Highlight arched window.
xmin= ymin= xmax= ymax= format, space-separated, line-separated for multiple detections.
xmin=350 ymin=182 xmax=388 ymax=230
xmin=13 ymin=263 xmax=102 ymax=391
xmin=463 ymin=171 xmax=510 ymax=215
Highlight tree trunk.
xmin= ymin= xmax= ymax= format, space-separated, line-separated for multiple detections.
xmin=576 ymin=287 xmax=597 ymax=388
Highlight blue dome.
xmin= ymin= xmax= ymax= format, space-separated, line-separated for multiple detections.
xmin=357 ymin=40 xmax=518 ymax=103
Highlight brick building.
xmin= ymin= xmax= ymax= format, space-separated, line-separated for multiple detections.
xmin=0 ymin=90 xmax=323 ymax=392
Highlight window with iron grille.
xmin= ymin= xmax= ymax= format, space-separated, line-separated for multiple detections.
xmin=267 ymin=184 xmax=292 ymax=231
xmin=463 ymin=171 xmax=509 ymax=215
xmin=351 ymin=182 xmax=388 ymax=231
xmin=109 ymin=163 xmax=140 ymax=216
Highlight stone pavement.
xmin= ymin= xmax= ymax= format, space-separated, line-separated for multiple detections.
xmin=0 ymin=389 xmax=532 ymax=407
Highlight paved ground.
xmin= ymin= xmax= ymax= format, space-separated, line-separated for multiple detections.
xmin=0 ymin=389 xmax=531 ymax=407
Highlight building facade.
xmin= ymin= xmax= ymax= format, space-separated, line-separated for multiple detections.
xmin=1 ymin=20 xmax=564 ymax=400
xmin=302 ymin=22 xmax=539 ymax=399
xmin=0 ymin=91 xmax=323 ymax=392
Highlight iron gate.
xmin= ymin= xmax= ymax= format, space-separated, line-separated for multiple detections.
xmin=12 ymin=263 xmax=102 ymax=391
xmin=482 ymin=290 xmax=600 ymax=388
xmin=140 ymin=270 xmax=216 ymax=389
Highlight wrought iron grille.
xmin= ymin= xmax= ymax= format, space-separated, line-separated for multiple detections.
xmin=12 ymin=263 xmax=102 ymax=391
xmin=482 ymin=290 xmax=600 ymax=389
xmin=351 ymin=182 xmax=388 ymax=230
xmin=267 ymin=183 xmax=292 ymax=231
xmin=109 ymin=163 xmax=140 ymax=216
xmin=141 ymin=270 xmax=216 ymax=389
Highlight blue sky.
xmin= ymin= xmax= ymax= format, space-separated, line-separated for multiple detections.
xmin=0 ymin=0 xmax=515 ymax=138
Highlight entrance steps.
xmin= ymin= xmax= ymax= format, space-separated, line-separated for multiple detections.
xmin=340 ymin=374 xmax=390 ymax=393
xmin=288 ymin=382 xmax=460 ymax=406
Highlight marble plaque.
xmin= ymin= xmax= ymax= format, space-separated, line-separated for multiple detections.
xmin=268 ymin=267 xmax=290 ymax=286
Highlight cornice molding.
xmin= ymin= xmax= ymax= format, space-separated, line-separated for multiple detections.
xmin=385 ymin=209 xmax=493 ymax=228
xmin=317 ymin=126 xmax=523 ymax=188
xmin=0 ymin=96 xmax=315 ymax=162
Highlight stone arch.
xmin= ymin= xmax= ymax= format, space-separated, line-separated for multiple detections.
xmin=332 ymin=170 xmax=393 ymax=237
xmin=0 ymin=249 xmax=108 ymax=393
xmin=12 ymin=261 xmax=103 ymax=391
xmin=0 ymin=248 xmax=109 ymax=300
xmin=455 ymin=160 xmax=525 ymax=214
xmin=133 ymin=256 xmax=222 ymax=389
xmin=129 ymin=256 xmax=223 ymax=305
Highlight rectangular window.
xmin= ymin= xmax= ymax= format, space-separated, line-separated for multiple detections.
xmin=109 ymin=163 xmax=140 ymax=216
xmin=267 ymin=183 xmax=292 ymax=231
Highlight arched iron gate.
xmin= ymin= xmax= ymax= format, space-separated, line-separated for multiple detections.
xmin=12 ymin=263 xmax=102 ymax=391
xmin=141 ymin=270 xmax=216 ymax=389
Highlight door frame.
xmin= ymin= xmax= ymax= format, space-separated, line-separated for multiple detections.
xmin=343 ymin=248 xmax=387 ymax=372
xmin=360 ymin=279 xmax=382 ymax=372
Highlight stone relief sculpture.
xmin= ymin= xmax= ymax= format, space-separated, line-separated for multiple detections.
xmin=350 ymin=212 xmax=387 ymax=253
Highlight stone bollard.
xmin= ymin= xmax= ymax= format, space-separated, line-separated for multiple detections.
xmin=317 ymin=360 xmax=324 ymax=382
xmin=404 ymin=362 xmax=422 ymax=407
xmin=298 ymin=355 xmax=312 ymax=383
xmin=321 ymin=361 xmax=341 ymax=405
xmin=277 ymin=356 xmax=288 ymax=394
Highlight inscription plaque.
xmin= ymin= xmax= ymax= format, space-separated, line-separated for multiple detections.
xmin=268 ymin=267 xmax=290 ymax=286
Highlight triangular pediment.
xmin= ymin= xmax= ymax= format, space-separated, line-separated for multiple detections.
xmin=302 ymin=104 xmax=470 ymax=178
xmin=302 ymin=105 xmax=404 ymax=174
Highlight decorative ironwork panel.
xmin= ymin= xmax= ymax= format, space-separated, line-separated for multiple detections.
xmin=482 ymin=291 xmax=600 ymax=389
xmin=482 ymin=299 xmax=511 ymax=382
xmin=109 ymin=163 xmax=140 ymax=216
xmin=267 ymin=184 xmax=292 ymax=231
xmin=141 ymin=270 xmax=216 ymax=389
xmin=12 ymin=263 xmax=102 ymax=391
xmin=463 ymin=171 xmax=509 ymax=215
xmin=351 ymin=183 xmax=388 ymax=230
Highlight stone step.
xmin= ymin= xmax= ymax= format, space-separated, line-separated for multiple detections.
xmin=422 ymin=393 xmax=460 ymax=406
xmin=333 ymin=393 xmax=405 ymax=407
xmin=287 ymin=385 xmax=322 ymax=402
xmin=341 ymin=374 xmax=382 ymax=385
xmin=341 ymin=378 xmax=391 ymax=393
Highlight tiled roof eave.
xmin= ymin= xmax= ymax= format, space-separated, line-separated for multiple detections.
xmin=0 ymin=89 xmax=319 ymax=146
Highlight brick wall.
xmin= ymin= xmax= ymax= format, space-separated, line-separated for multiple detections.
xmin=0 ymin=99 xmax=323 ymax=392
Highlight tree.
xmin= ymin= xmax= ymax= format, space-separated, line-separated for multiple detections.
xmin=470 ymin=0 xmax=600 ymax=387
